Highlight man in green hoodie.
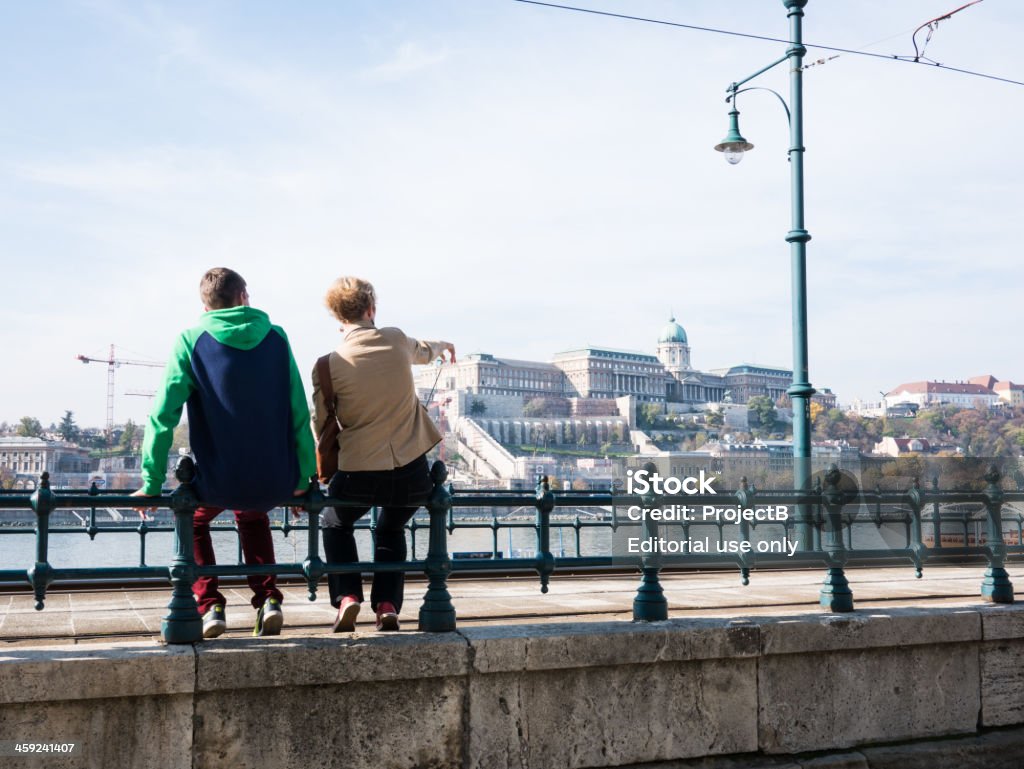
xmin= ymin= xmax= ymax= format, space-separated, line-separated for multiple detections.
xmin=133 ymin=267 xmax=316 ymax=638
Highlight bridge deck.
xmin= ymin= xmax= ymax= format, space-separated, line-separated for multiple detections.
xmin=1 ymin=564 xmax=1016 ymax=645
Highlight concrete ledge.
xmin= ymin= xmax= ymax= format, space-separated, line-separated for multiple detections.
xmin=0 ymin=641 xmax=194 ymax=704
xmin=2 ymin=605 xmax=1024 ymax=768
xmin=194 ymin=631 xmax=470 ymax=691
xmin=462 ymin=618 xmax=759 ymax=674
xmin=758 ymin=607 xmax=981 ymax=655
xmin=980 ymin=603 xmax=1024 ymax=641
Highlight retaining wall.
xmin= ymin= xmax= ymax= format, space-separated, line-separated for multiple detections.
xmin=3 ymin=604 xmax=1024 ymax=768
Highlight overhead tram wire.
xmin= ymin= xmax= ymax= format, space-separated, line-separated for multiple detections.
xmin=511 ymin=0 xmax=1024 ymax=88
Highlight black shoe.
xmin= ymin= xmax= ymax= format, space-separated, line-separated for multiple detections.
xmin=253 ymin=598 xmax=283 ymax=637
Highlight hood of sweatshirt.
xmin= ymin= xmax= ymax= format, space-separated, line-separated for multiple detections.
xmin=195 ymin=306 xmax=272 ymax=351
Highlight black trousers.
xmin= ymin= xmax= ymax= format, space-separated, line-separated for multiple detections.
xmin=322 ymin=454 xmax=432 ymax=612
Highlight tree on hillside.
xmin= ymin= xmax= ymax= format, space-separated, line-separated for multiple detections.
xmin=747 ymin=396 xmax=777 ymax=432
xmin=58 ymin=410 xmax=80 ymax=443
xmin=16 ymin=416 xmax=43 ymax=438
xmin=522 ymin=398 xmax=546 ymax=418
xmin=120 ymin=419 xmax=139 ymax=451
xmin=637 ymin=403 xmax=662 ymax=429
xmin=809 ymin=401 xmax=825 ymax=425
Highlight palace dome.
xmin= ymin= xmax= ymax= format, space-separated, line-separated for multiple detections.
xmin=658 ymin=316 xmax=687 ymax=344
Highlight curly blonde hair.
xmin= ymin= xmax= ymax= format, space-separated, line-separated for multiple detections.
xmin=325 ymin=277 xmax=376 ymax=323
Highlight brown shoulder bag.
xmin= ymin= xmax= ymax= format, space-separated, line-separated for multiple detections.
xmin=315 ymin=354 xmax=341 ymax=482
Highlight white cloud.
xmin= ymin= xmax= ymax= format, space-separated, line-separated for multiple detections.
xmin=361 ymin=42 xmax=450 ymax=81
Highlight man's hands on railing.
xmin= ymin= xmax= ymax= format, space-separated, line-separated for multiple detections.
xmin=127 ymin=486 xmax=311 ymax=518
xmin=291 ymin=487 xmax=309 ymax=518
xmin=129 ymin=488 xmax=159 ymax=518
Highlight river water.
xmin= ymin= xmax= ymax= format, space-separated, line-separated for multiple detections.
xmin=0 ymin=506 xmax=974 ymax=572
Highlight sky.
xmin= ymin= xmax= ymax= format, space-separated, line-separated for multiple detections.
xmin=2 ymin=0 xmax=1022 ymax=429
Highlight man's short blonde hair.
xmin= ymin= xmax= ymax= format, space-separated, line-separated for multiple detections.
xmin=325 ymin=277 xmax=376 ymax=323
xmin=200 ymin=267 xmax=247 ymax=310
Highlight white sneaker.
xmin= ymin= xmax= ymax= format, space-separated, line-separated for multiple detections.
xmin=202 ymin=605 xmax=227 ymax=639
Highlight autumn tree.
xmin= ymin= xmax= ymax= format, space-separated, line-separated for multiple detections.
xmin=16 ymin=416 xmax=43 ymax=438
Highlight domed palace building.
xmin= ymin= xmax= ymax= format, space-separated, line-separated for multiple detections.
xmin=415 ymin=316 xmax=834 ymax=410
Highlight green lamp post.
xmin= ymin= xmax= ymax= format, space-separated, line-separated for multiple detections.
xmin=715 ymin=0 xmax=817 ymax=555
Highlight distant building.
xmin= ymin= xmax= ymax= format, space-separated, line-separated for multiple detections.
xmin=421 ymin=353 xmax=565 ymax=400
xmin=417 ymin=317 xmax=829 ymax=411
xmin=884 ymin=380 xmax=1000 ymax=410
xmin=553 ymin=347 xmax=667 ymax=404
xmin=813 ymin=388 xmax=838 ymax=410
xmin=0 ymin=437 xmax=93 ymax=488
xmin=873 ymin=436 xmax=932 ymax=457
xmin=969 ymin=374 xmax=999 ymax=391
xmin=886 ymin=402 xmax=919 ymax=419
xmin=994 ymin=381 xmax=1024 ymax=407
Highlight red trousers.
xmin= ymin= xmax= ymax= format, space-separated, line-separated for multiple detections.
xmin=192 ymin=506 xmax=283 ymax=614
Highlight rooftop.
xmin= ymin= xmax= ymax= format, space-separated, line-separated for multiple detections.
xmin=552 ymin=347 xmax=659 ymax=363
xmin=889 ymin=381 xmax=995 ymax=395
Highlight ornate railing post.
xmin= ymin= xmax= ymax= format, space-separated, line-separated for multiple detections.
xmin=301 ymin=477 xmax=326 ymax=601
xmin=633 ymin=462 xmax=667 ymax=622
xmin=137 ymin=515 xmax=149 ymax=567
xmin=535 ymin=475 xmax=555 ymax=594
xmin=981 ymin=464 xmax=1014 ymax=603
xmin=86 ymin=480 xmax=99 ymax=540
xmin=736 ymin=477 xmax=753 ymax=586
xmin=811 ymin=477 xmax=823 ymax=552
xmin=931 ymin=476 xmax=942 ymax=549
xmin=27 ymin=472 xmax=55 ymax=610
xmin=819 ymin=464 xmax=853 ymax=612
xmin=907 ymin=478 xmax=925 ymax=579
xmin=161 ymin=457 xmax=203 ymax=644
xmin=418 ymin=460 xmax=456 ymax=632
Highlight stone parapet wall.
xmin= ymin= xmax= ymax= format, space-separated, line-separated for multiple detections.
xmin=3 ymin=605 xmax=1024 ymax=768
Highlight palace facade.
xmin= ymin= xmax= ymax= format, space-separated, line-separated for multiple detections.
xmin=417 ymin=317 xmax=830 ymax=409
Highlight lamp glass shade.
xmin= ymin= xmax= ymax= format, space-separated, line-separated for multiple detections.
xmin=714 ymin=108 xmax=754 ymax=162
xmin=723 ymin=148 xmax=745 ymax=164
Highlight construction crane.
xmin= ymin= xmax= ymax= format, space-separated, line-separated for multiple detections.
xmin=77 ymin=345 xmax=163 ymax=438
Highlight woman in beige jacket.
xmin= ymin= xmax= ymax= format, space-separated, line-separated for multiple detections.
xmin=312 ymin=277 xmax=455 ymax=632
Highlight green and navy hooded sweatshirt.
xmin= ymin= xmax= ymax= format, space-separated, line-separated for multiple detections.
xmin=140 ymin=306 xmax=316 ymax=510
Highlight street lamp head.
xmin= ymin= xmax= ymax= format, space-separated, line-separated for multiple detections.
xmin=714 ymin=107 xmax=754 ymax=164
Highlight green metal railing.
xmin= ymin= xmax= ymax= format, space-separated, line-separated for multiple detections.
xmin=1 ymin=458 xmax=1023 ymax=644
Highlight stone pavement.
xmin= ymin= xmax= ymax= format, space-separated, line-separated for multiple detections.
xmin=0 ymin=563 xmax=1017 ymax=645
